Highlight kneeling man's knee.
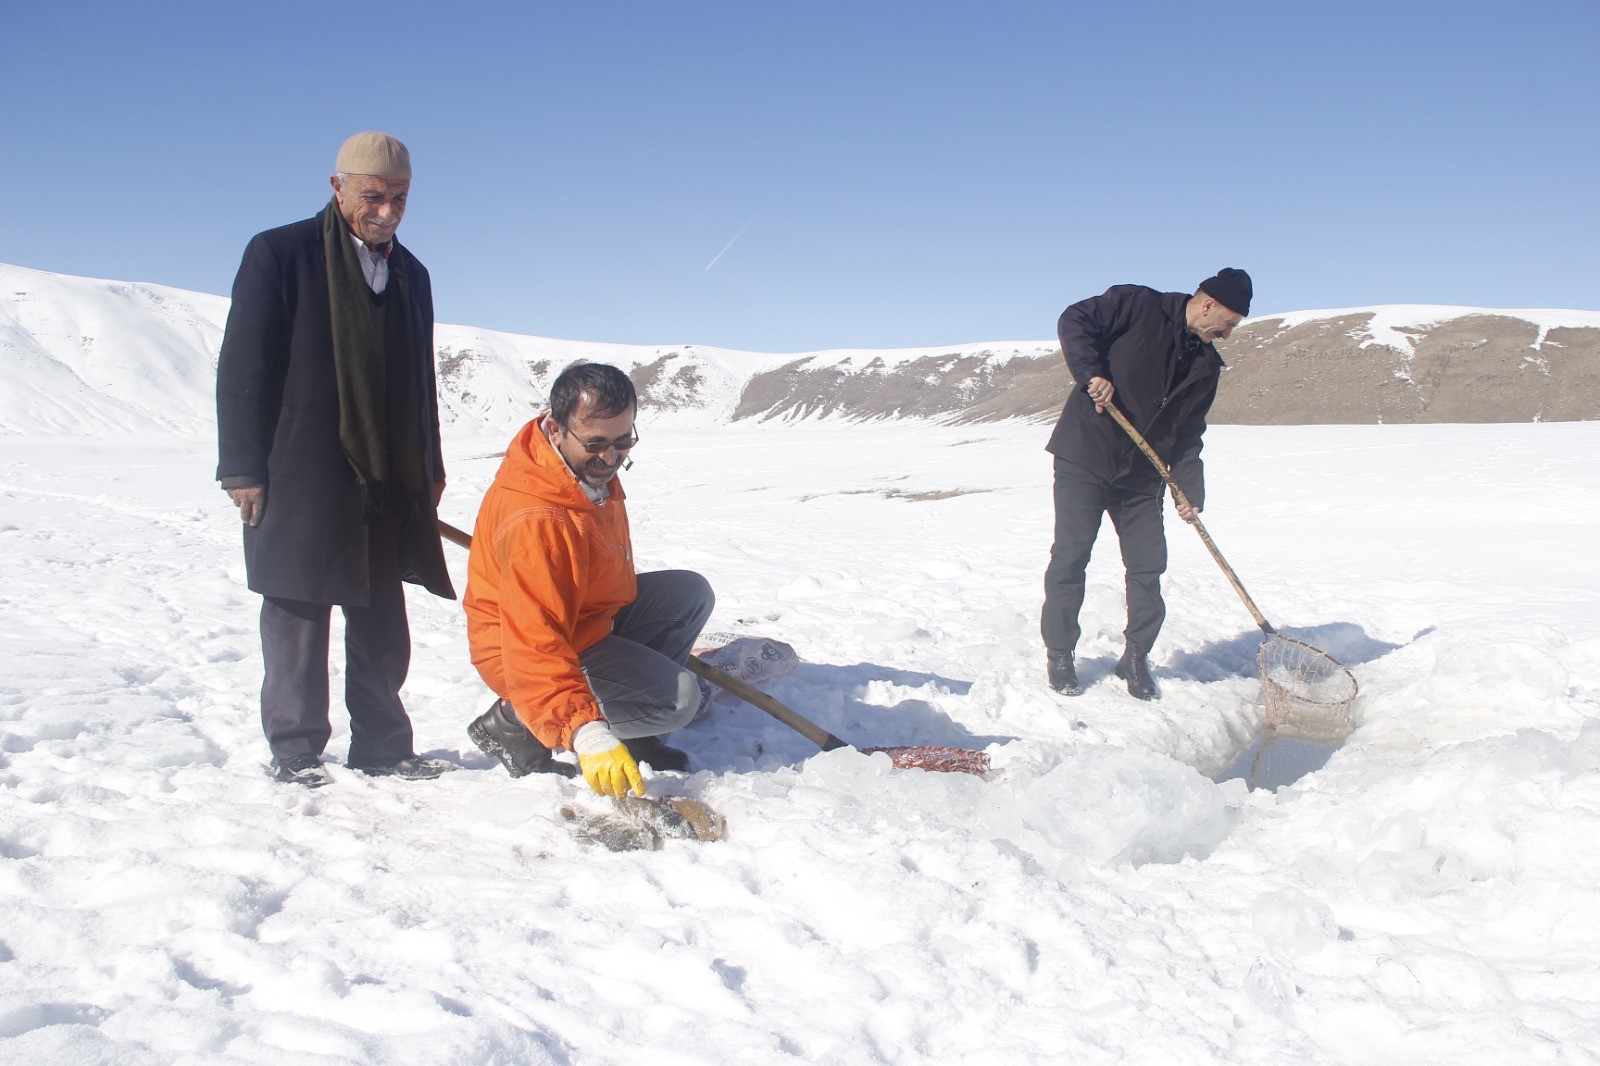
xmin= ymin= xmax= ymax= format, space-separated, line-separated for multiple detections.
xmin=675 ymin=569 xmax=714 ymax=615
xmin=665 ymin=669 xmax=703 ymax=730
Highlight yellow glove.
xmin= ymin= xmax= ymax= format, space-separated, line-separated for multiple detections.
xmin=573 ymin=721 xmax=645 ymax=798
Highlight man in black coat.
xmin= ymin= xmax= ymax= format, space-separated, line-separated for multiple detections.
xmin=216 ymin=132 xmax=456 ymax=786
xmin=1042 ymin=268 xmax=1252 ymax=700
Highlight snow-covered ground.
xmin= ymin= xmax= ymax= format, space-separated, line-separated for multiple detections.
xmin=3 ymin=413 xmax=1599 ymax=1063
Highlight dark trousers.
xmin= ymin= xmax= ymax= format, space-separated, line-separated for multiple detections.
xmin=1041 ymin=457 xmax=1168 ymax=655
xmin=577 ymin=570 xmax=715 ymax=740
xmin=259 ymin=517 xmax=414 ymax=766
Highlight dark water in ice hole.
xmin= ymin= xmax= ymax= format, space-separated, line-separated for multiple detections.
xmin=1214 ymin=729 xmax=1343 ymax=791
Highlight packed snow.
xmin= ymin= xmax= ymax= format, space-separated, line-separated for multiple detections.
xmin=2 ymin=263 xmax=1600 ymax=1062
xmin=4 ymin=414 xmax=1600 ymax=1063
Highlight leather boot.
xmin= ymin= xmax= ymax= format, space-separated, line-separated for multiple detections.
xmin=1047 ymin=649 xmax=1081 ymax=696
xmin=1115 ymin=644 xmax=1159 ymax=701
xmin=272 ymin=754 xmax=332 ymax=788
xmin=468 ymin=699 xmax=576 ymax=777
xmin=626 ymin=733 xmax=691 ymax=772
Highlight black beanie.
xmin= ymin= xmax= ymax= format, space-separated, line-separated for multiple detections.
xmin=1198 ymin=267 xmax=1252 ymax=316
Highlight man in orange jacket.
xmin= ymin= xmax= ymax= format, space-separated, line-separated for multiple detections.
xmin=463 ymin=362 xmax=714 ymax=798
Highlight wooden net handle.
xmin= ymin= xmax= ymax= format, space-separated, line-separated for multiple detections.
xmin=1102 ymin=404 xmax=1275 ymax=636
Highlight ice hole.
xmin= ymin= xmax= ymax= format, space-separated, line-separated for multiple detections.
xmin=1214 ymin=727 xmax=1344 ymax=791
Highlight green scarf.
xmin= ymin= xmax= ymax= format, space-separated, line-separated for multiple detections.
xmin=322 ymin=199 xmax=425 ymax=516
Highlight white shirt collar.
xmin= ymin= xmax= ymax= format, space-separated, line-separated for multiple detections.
xmin=348 ymin=232 xmax=390 ymax=293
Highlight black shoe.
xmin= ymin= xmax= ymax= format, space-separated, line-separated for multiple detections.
xmin=1115 ymin=644 xmax=1159 ymax=701
xmin=1047 ymin=649 xmax=1081 ymax=696
xmin=272 ymin=754 xmax=332 ymax=788
xmin=626 ymin=734 xmax=691 ymax=772
xmin=469 ymin=699 xmax=576 ymax=778
xmin=351 ymin=756 xmax=454 ymax=780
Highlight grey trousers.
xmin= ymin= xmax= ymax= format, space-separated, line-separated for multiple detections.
xmin=577 ymin=569 xmax=715 ymax=740
xmin=1041 ymin=457 xmax=1169 ymax=655
xmin=258 ymin=515 xmax=415 ymax=767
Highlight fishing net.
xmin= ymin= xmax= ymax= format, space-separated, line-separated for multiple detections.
xmin=862 ymin=745 xmax=991 ymax=776
xmin=1257 ymin=634 xmax=1358 ymax=740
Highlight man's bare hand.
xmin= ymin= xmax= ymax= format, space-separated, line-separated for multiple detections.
xmin=1085 ymin=376 xmax=1114 ymax=414
xmin=227 ymin=485 xmax=266 ymax=526
xmin=1175 ymin=500 xmax=1201 ymax=523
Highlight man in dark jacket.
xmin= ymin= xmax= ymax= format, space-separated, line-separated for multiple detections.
xmin=216 ymin=132 xmax=456 ymax=787
xmin=1042 ymin=268 xmax=1252 ymax=700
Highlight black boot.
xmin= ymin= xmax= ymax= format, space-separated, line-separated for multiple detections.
xmin=468 ymin=699 xmax=575 ymax=778
xmin=1047 ymin=649 xmax=1081 ymax=696
xmin=626 ymin=734 xmax=691 ymax=772
xmin=1115 ymin=644 xmax=1159 ymax=701
xmin=271 ymin=754 xmax=332 ymax=788
xmin=350 ymin=756 xmax=454 ymax=780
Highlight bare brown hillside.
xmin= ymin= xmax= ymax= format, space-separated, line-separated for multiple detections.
xmin=731 ymin=313 xmax=1600 ymax=425
xmin=1210 ymin=314 xmax=1600 ymax=424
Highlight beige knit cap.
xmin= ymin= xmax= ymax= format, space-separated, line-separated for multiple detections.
xmin=335 ymin=132 xmax=412 ymax=179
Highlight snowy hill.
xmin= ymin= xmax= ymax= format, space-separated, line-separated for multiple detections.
xmin=0 ymin=265 xmax=229 ymax=436
xmin=2 ymin=261 xmax=1597 ymax=438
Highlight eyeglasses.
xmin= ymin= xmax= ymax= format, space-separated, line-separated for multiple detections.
xmin=562 ymin=425 xmax=640 ymax=454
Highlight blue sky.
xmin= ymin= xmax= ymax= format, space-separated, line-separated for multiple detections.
xmin=4 ymin=1 xmax=1596 ymax=351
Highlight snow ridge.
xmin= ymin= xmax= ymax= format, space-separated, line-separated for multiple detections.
xmin=3 ymin=261 xmax=1597 ymax=438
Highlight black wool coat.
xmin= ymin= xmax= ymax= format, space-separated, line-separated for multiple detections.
xmin=215 ymin=207 xmax=455 ymax=605
xmin=1045 ymin=285 xmax=1225 ymax=509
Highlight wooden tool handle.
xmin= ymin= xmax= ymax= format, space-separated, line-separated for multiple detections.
xmin=684 ymin=656 xmax=850 ymax=752
xmin=439 ymin=519 xmax=472 ymax=550
xmin=1102 ymin=404 xmax=1274 ymax=636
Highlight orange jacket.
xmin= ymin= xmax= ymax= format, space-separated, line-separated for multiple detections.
xmin=464 ymin=414 xmax=636 ymax=749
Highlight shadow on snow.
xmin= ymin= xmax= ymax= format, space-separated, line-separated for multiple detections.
xmin=681 ymin=660 xmax=1011 ymax=773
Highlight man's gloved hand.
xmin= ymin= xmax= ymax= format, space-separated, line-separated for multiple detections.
xmin=572 ymin=720 xmax=645 ymax=798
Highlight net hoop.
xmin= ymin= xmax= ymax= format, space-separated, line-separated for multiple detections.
xmin=1257 ymin=634 xmax=1358 ymax=740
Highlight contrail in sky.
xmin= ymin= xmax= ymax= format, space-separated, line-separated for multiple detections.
xmin=704 ymin=211 xmax=760 ymax=271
